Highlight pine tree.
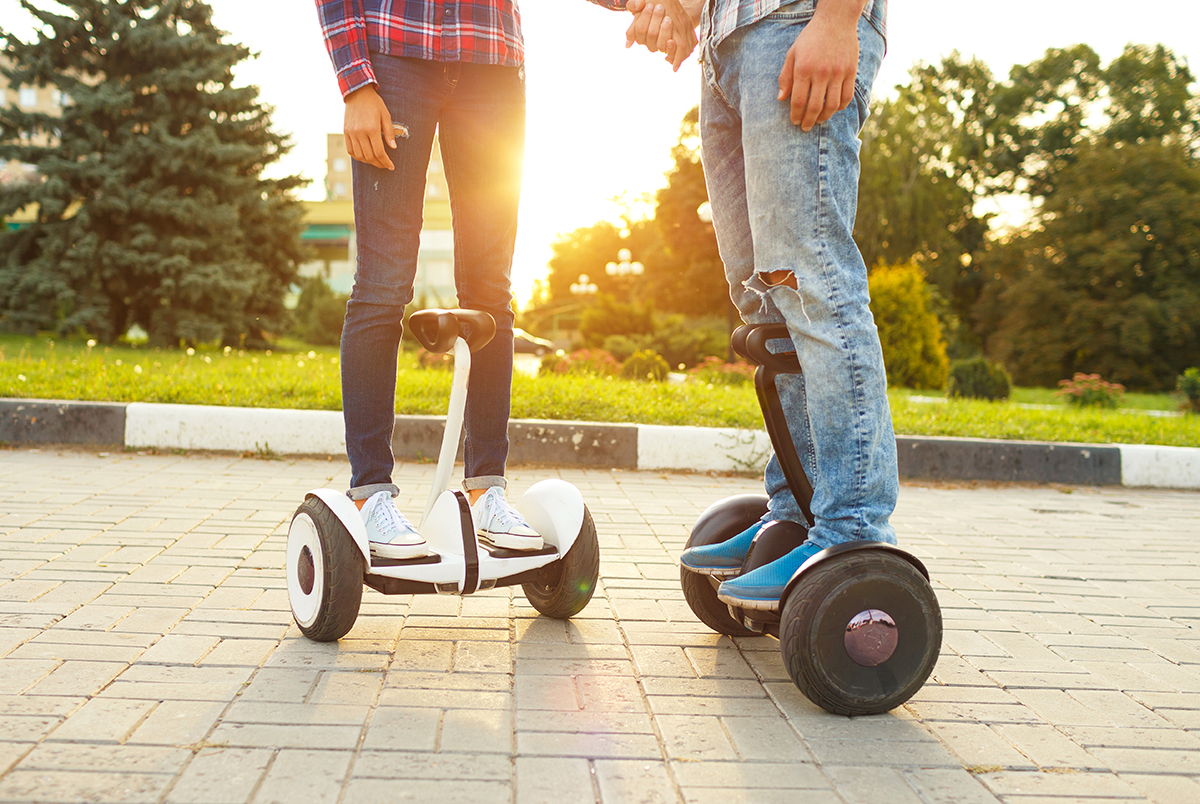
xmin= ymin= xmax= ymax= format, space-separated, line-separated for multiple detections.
xmin=0 ymin=0 xmax=307 ymax=346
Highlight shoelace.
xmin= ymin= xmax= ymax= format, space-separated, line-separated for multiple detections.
xmin=370 ymin=496 xmax=416 ymax=537
xmin=482 ymin=489 xmax=527 ymax=530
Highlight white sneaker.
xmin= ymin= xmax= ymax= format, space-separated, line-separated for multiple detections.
xmin=472 ymin=487 xmax=543 ymax=551
xmin=361 ymin=491 xmax=429 ymax=559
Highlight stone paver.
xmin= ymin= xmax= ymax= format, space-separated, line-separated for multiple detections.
xmin=2 ymin=447 xmax=1200 ymax=803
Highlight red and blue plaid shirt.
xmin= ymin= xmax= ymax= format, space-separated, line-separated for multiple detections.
xmin=316 ymin=0 xmax=628 ymax=98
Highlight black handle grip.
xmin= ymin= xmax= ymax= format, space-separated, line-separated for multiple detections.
xmin=409 ymin=309 xmax=497 ymax=354
xmin=732 ymin=324 xmax=800 ymax=374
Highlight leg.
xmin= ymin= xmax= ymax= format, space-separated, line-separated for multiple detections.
xmin=437 ymin=62 xmax=526 ymax=492
xmin=340 ymin=55 xmax=443 ymax=497
xmin=709 ymin=8 xmax=897 ymax=609
xmin=699 ymin=23 xmax=817 ymax=530
xmin=734 ymin=11 xmax=896 ymax=550
xmin=437 ymin=63 xmax=542 ymax=551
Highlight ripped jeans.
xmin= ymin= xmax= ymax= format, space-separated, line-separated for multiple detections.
xmin=699 ymin=2 xmax=898 ymax=548
xmin=342 ymin=54 xmax=524 ymax=499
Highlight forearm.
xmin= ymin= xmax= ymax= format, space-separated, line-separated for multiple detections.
xmin=314 ymin=0 xmax=376 ymax=98
xmin=588 ymin=0 xmax=629 ymax=10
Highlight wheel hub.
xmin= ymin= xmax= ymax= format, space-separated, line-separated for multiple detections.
xmin=297 ymin=545 xmax=316 ymax=595
xmin=843 ymin=608 xmax=898 ymax=667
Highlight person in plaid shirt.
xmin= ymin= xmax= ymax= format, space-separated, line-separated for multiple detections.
xmin=628 ymin=0 xmax=897 ymax=611
xmin=313 ymin=0 xmax=697 ymax=559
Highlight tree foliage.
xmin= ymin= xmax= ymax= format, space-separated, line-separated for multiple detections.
xmin=868 ymin=261 xmax=948 ymax=390
xmin=863 ymin=43 xmax=1199 ymax=390
xmin=980 ymin=139 xmax=1200 ymax=389
xmin=0 ymin=0 xmax=308 ymax=346
xmin=640 ymin=107 xmax=727 ymax=317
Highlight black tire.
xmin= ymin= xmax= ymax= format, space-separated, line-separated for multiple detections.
xmin=287 ymin=497 xmax=364 ymax=642
xmin=522 ymin=506 xmax=599 ymax=619
xmin=681 ymin=567 xmax=758 ymax=637
xmin=780 ymin=550 xmax=941 ymax=716
xmin=678 ymin=494 xmax=766 ymax=637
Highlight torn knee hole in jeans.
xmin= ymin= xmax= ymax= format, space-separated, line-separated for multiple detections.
xmin=762 ymin=270 xmax=798 ymax=289
xmin=392 ymin=122 xmax=409 ymax=139
xmin=744 ymin=270 xmax=812 ymax=324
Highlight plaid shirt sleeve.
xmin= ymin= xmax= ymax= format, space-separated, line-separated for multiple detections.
xmin=588 ymin=0 xmax=628 ymax=8
xmin=315 ymin=0 xmax=378 ymax=98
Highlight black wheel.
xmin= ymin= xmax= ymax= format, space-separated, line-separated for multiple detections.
xmin=678 ymin=494 xmax=766 ymax=637
xmin=780 ymin=550 xmax=941 ymax=716
xmin=681 ymin=568 xmax=757 ymax=637
xmin=286 ymin=497 xmax=364 ymax=642
xmin=522 ymin=505 xmax=600 ymax=619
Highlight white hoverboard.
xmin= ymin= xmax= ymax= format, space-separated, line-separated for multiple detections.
xmin=286 ymin=309 xmax=600 ymax=642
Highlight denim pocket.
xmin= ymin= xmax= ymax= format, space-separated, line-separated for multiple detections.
xmin=769 ymin=0 xmax=817 ymax=22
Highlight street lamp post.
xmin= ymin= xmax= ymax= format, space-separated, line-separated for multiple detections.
xmin=569 ymin=274 xmax=597 ymax=296
xmin=605 ymin=248 xmax=644 ymax=279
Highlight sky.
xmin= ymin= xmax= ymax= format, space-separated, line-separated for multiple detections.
xmin=3 ymin=1 xmax=1199 ymax=305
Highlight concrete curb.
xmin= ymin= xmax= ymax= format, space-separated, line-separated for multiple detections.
xmin=2 ymin=397 xmax=1198 ymax=489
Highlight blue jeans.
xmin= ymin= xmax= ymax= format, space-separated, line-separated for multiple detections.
xmin=700 ymin=1 xmax=898 ymax=548
xmin=341 ymin=54 xmax=524 ymax=500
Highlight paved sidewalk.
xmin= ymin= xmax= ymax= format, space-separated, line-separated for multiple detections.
xmin=1 ymin=448 xmax=1199 ymax=804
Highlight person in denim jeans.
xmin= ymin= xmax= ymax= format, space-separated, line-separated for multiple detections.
xmin=314 ymin=0 xmax=636 ymax=558
xmin=628 ymin=0 xmax=897 ymax=609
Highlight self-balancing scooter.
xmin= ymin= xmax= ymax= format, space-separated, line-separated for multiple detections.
xmin=681 ymin=324 xmax=941 ymax=715
xmin=286 ymin=309 xmax=600 ymax=642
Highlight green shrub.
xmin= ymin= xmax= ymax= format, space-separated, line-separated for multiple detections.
xmin=946 ymin=357 xmax=1012 ymax=401
xmin=602 ymin=334 xmax=640 ymax=363
xmin=687 ymin=355 xmax=756 ymax=386
xmin=600 ymin=317 xmax=724 ymax=370
xmin=868 ymin=261 xmax=949 ymax=389
xmin=1056 ymin=373 xmax=1125 ymax=408
xmin=543 ymin=348 xmax=620 ymax=377
xmin=1177 ymin=367 xmax=1200 ymax=413
xmin=293 ymin=276 xmax=348 ymax=346
xmin=621 ymin=349 xmax=670 ymax=381
xmin=579 ymin=296 xmax=655 ymax=347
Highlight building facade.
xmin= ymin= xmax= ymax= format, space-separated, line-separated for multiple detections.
xmin=305 ymin=133 xmax=455 ymax=304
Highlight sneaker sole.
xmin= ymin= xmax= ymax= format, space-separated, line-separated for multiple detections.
xmin=369 ymin=541 xmax=431 ymax=560
xmin=679 ymin=560 xmax=742 ymax=578
xmin=716 ymin=591 xmax=782 ymax=612
xmin=477 ymin=529 xmax=544 ymax=552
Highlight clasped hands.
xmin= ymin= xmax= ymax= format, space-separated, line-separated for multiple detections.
xmin=624 ymin=0 xmax=701 ymax=72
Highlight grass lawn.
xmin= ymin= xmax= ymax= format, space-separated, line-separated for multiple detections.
xmin=2 ymin=333 xmax=1198 ymax=448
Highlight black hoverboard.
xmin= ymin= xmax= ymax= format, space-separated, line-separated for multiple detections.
xmin=680 ymin=324 xmax=941 ymax=716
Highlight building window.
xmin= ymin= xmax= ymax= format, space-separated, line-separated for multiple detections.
xmin=18 ymin=87 xmax=37 ymax=108
xmin=427 ymin=184 xmax=440 ymax=198
xmin=333 ymin=182 xmax=347 ymax=198
xmin=333 ymin=158 xmax=347 ymax=173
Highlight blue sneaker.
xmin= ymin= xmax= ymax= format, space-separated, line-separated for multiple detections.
xmin=680 ymin=522 xmax=764 ymax=577
xmin=717 ymin=543 xmax=822 ymax=611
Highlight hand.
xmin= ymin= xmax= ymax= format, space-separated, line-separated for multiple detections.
xmin=344 ymin=84 xmax=396 ymax=170
xmin=625 ymin=0 xmax=700 ymax=72
xmin=778 ymin=9 xmax=860 ymax=130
